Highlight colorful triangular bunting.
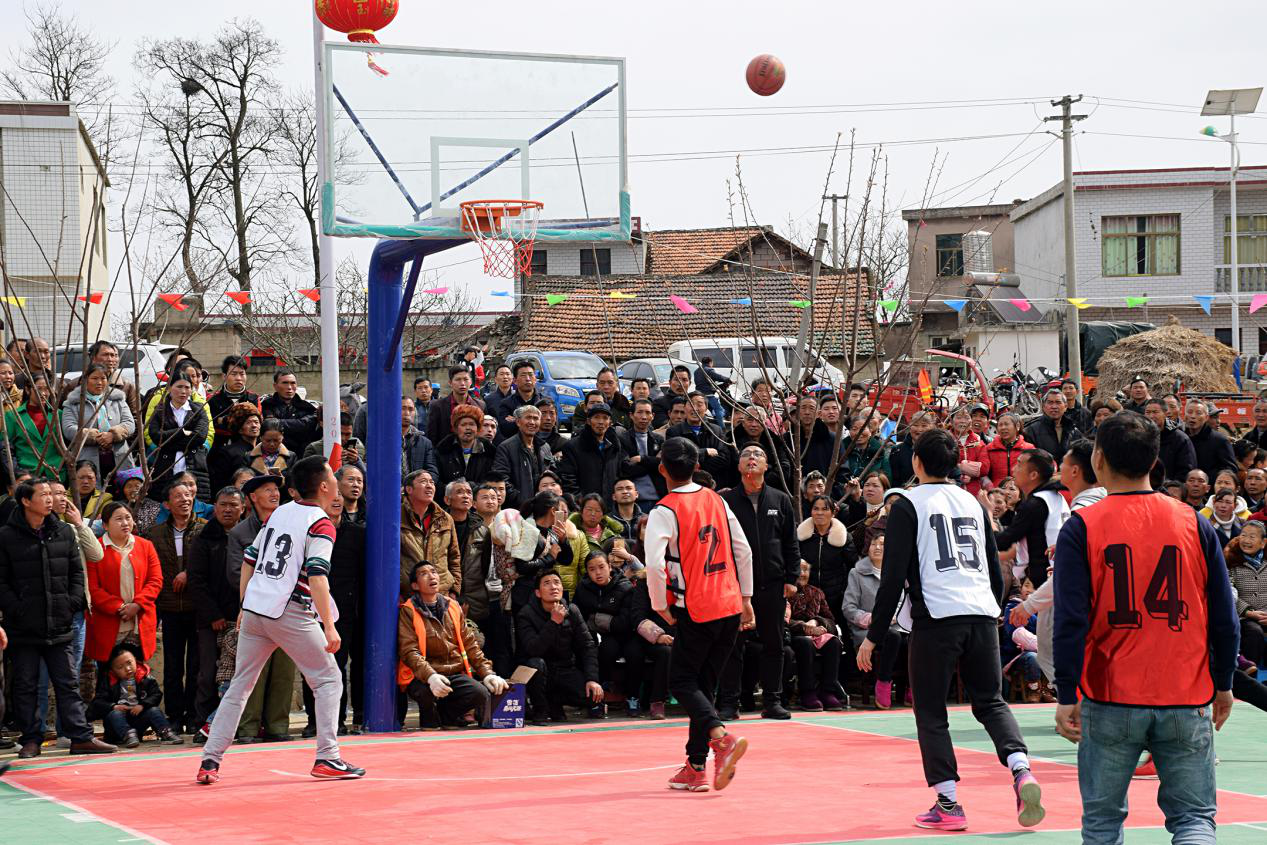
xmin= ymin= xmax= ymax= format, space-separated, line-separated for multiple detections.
xmin=157 ymin=293 xmax=186 ymax=311
xmin=944 ymin=298 xmax=967 ymax=312
xmin=670 ymin=295 xmax=698 ymax=314
xmin=77 ymin=292 xmax=104 ymax=304
xmin=1009 ymin=297 xmax=1031 ymax=312
xmin=423 ymin=287 xmax=449 ymax=295
xmin=610 ymin=291 xmax=636 ymax=300
xmin=1067 ymin=298 xmax=1089 ymax=310
xmin=1193 ymin=295 xmax=1214 ymax=315
xmin=546 ymin=294 xmax=568 ymax=306
xmin=1125 ymin=296 xmax=1148 ymax=307
xmin=788 ymin=300 xmax=811 ymax=308
xmin=298 ymin=289 xmax=320 ymax=302
xmin=224 ymin=291 xmax=251 ymax=306
xmin=729 ymin=297 xmax=752 ymax=306
xmin=879 ymin=300 xmax=899 ymax=312
xmin=1251 ymin=294 xmax=1267 ymax=314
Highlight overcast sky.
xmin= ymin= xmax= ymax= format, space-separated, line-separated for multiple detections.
xmin=5 ymin=0 xmax=1267 ymax=313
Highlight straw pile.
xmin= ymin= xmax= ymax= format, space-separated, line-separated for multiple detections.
xmin=1096 ymin=316 xmax=1238 ymax=396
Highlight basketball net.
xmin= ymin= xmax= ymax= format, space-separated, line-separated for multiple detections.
xmin=460 ymin=200 xmax=544 ymax=279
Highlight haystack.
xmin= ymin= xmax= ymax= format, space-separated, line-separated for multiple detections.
xmin=1096 ymin=316 xmax=1238 ymax=396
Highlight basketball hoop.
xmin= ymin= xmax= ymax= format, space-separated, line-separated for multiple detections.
xmin=460 ymin=200 xmax=544 ymax=279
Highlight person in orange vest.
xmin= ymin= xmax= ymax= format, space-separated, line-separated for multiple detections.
xmin=398 ymin=561 xmax=508 ymax=730
xmin=645 ymin=437 xmax=755 ymax=793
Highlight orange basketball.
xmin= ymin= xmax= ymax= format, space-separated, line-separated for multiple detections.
xmin=746 ymin=54 xmax=785 ymax=96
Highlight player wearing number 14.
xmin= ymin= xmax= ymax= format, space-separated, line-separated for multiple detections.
xmin=1053 ymin=413 xmax=1240 ymax=845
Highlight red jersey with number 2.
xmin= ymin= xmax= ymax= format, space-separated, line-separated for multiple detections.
xmin=1078 ymin=491 xmax=1213 ymax=707
xmin=659 ymin=488 xmax=742 ymax=623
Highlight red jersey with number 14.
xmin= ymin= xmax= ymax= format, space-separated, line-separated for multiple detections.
xmin=658 ymin=487 xmax=742 ymax=623
xmin=1078 ymin=492 xmax=1213 ymax=707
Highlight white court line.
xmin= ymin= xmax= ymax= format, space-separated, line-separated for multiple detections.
xmin=2 ymin=776 xmax=171 ymax=845
xmin=268 ymin=763 xmax=680 ymax=782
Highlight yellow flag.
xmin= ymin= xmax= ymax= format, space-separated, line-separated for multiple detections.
xmin=610 ymin=291 xmax=636 ymax=299
xmin=1067 ymin=298 xmax=1089 ymax=309
xmin=0 ymin=296 xmax=26 ymax=308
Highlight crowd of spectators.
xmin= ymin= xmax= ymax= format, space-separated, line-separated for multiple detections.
xmin=2 ymin=343 xmax=1265 ymax=759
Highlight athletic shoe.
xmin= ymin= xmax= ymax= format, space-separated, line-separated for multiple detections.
xmin=874 ymin=680 xmax=893 ymax=710
xmin=716 ymin=705 xmax=739 ymax=721
xmin=587 ymin=702 xmax=607 ymax=720
xmin=311 ymin=758 xmax=366 ymax=780
xmin=196 ymin=759 xmax=220 ymax=785
xmin=915 ymin=801 xmax=968 ymax=831
xmin=799 ymin=692 xmax=824 ymax=711
xmin=1013 ymin=768 xmax=1045 ymax=827
xmin=709 ymin=732 xmax=748 ymax=791
xmin=820 ymin=692 xmax=845 ymax=711
xmin=649 ymin=702 xmax=667 ymax=720
xmin=159 ymin=729 xmax=185 ymax=745
xmin=668 ymin=764 xmax=708 ymax=792
xmin=1133 ymin=755 xmax=1158 ymax=779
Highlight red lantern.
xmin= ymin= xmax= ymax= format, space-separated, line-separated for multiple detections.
xmin=315 ymin=0 xmax=399 ymax=45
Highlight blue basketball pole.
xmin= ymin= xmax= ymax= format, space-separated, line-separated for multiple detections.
xmin=363 ymin=238 xmax=464 ymax=732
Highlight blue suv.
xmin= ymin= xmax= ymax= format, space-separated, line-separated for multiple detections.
xmin=506 ymin=350 xmax=608 ymax=430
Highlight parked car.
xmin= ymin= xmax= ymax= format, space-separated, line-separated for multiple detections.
xmin=55 ymin=343 xmax=178 ymax=397
xmin=666 ymin=336 xmax=847 ymax=401
xmin=617 ymin=357 xmax=697 ymax=397
xmin=505 ymin=350 xmax=609 ymax=430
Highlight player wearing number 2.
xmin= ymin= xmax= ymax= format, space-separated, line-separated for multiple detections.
xmin=1053 ymin=412 xmax=1239 ymax=844
xmin=645 ymin=437 xmax=755 ymax=793
xmin=858 ymin=428 xmax=1043 ymax=831
xmin=196 ymin=457 xmax=364 ymax=785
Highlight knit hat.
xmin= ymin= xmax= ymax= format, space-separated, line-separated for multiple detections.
xmin=450 ymin=404 xmax=484 ymax=429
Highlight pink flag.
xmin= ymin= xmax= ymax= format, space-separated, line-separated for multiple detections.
xmin=1009 ymin=297 xmax=1031 ymax=312
xmin=423 ymin=287 xmax=449 ymax=295
xmin=1251 ymin=294 xmax=1267 ymax=314
xmin=670 ymin=295 xmax=698 ymax=314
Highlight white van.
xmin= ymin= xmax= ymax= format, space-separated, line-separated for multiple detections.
xmin=666 ymin=336 xmax=847 ymax=400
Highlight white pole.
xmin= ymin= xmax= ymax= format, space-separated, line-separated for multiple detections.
xmin=1230 ymin=112 xmax=1241 ymax=358
xmin=314 ymin=10 xmax=340 ymax=456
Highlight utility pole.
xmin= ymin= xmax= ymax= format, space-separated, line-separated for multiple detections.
xmin=1046 ymin=95 xmax=1088 ymax=395
xmin=789 ymin=221 xmax=829 ymax=390
xmin=824 ymin=193 xmax=847 ymax=269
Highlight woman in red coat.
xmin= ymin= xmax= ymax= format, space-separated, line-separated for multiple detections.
xmin=983 ymin=412 xmax=1033 ymax=488
xmin=948 ymin=407 xmax=988 ymax=495
xmin=86 ymin=502 xmax=164 ymax=663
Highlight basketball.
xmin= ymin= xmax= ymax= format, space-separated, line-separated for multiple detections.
xmin=746 ymin=54 xmax=785 ymax=96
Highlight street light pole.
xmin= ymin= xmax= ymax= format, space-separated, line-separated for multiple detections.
xmin=1229 ymin=111 xmax=1240 ymax=356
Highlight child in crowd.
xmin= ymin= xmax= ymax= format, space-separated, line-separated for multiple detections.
xmin=88 ymin=642 xmax=183 ymax=747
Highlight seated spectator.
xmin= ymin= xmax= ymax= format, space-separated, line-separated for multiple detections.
xmin=87 ymin=642 xmax=183 ymax=747
xmin=574 ymin=551 xmax=636 ymax=716
xmin=608 ymin=478 xmax=643 ymax=541
xmin=844 ymin=533 xmax=907 ymax=709
xmin=397 ymin=561 xmax=507 ymax=730
xmin=604 ymin=535 xmax=644 ymax=578
xmin=73 ymin=461 xmax=111 ymax=521
xmin=797 ymin=494 xmax=857 ymax=621
xmin=86 ymin=502 xmax=164 ymax=667
xmin=1226 ymin=519 xmax=1267 ymax=669
xmin=787 ymin=561 xmax=847 ymax=711
xmin=620 ymin=564 xmax=672 ymax=719
xmin=1202 ymin=489 xmax=1244 ymax=546
xmin=399 ymin=470 xmax=461 ymax=598
xmin=468 ymin=483 xmax=511 ymax=676
xmin=248 ymin=418 xmax=293 ymax=479
xmin=61 ymin=363 xmax=136 ymax=485
xmin=538 ymin=470 xmax=563 ymax=497
xmin=1001 ymin=580 xmax=1048 ymax=703
xmin=571 ymin=492 xmax=622 ymax=554
xmin=515 ymin=569 xmax=603 ymax=723
xmin=207 ymin=402 xmax=261 ymax=495
xmin=435 ymin=404 xmax=494 ymax=489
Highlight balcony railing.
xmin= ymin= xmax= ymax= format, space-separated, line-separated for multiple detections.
xmin=1215 ymin=264 xmax=1267 ymax=292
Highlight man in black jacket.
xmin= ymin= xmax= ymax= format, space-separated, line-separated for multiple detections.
xmin=618 ymin=398 xmax=665 ymax=512
xmin=497 ymin=361 xmax=545 ymax=439
xmin=558 ymin=403 xmax=623 ymax=505
xmin=0 ymin=479 xmax=116 ymax=757
xmin=1023 ymin=389 xmax=1080 ymax=464
xmin=1144 ymin=400 xmax=1197 ymax=482
xmin=186 ymin=487 xmax=245 ymax=728
xmin=720 ymin=445 xmax=801 ymax=719
xmin=668 ymin=394 xmax=738 ymax=489
xmin=1241 ymin=398 xmax=1267 ymax=450
xmin=1185 ymin=399 xmax=1238 ymax=481
xmin=434 ymin=404 xmax=495 ymax=488
xmin=491 ymin=405 xmax=552 ymax=508
xmin=652 ymin=365 xmax=693 ymax=429
xmin=427 ymin=366 xmax=485 ymax=446
xmin=260 ymin=369 xmax=319 ymax=455
xmin=208 ymin=356 xmax=260 ymax=447
xmin=995 ymin=449 xmax=1065 ymax=587
xmin=515 ymin=568 xmax=604 ymax=722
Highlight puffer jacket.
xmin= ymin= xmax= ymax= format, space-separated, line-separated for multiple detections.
xmin=573 ymin=569 xmax=635 ymax=637
xmin=435 ymin=434 xmax=495 ymax=489
xmin=402 ymin=426 xmax=440 ymax=480
xmin=984 ymin=435 xmax=1033 ymax=487
xmin=397 ymin=593 xmax=493 ymax=683
xmin=514 ymin=598 xmax=600 ymax=680
xmin=0 ymin=508 xmax=85 ymax=645
xmin=559 ymin=426 xmax=623 ymax=506
xmin=60 ymin=385 xmax=136 ymax=480
xmin=797 ymin=516 xmax=857 ymax=612
xmin=568 ymin=512 xmax=623 ymax=554
xmin=456 ymin=513 xmax=493 ymax=622
xmin=399 ymin=500 xmax=461 ymax=596
xmin=491 ymin=434 xmax=553 ymax=508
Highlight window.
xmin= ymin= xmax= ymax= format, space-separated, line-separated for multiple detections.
xmin=1224 ymin=214 xmax=1267 ymax=264
xmin=1215 ymin=328 xmax=1233 ymax=348
xmin=935 ymin=234 xmax=963 ymax=277
xmin=528 ymin=249 xmax=547 ymax=276
xmin=1102 ymin=214 xmax=1180 ymax=276
xmin=579 ymin=247 xmax=610 ymax=276
xmin=691 ymin=346 xmax=734 ymax=368
xmin=739 ymin=346 xmax=778 ymax=368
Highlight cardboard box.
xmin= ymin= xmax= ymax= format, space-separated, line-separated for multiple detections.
xmin=486 ymin=664 xmax=536 ymax=729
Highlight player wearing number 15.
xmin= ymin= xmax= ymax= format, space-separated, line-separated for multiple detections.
xmin=1053 ymin=413 xmax=1240 ymax=845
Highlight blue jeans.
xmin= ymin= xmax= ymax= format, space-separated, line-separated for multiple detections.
xmin=103 ymin=706 xmax=172 ymax=743
xmin=1078 ymin=700 xmax=1217 ymax=844
xmin=706 ymin=395 xmax=726 ymax=427
xmin=36 ymin=611 xmax=86 ymax=736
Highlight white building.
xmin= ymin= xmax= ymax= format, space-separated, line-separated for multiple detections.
xmin=0 ymin=101 xmax=111 ymax=346
xmin=1011 ymin=165 xmax=1267 ymax=352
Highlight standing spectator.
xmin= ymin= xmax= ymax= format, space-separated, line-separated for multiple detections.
xmin=327 ymin=496 xmax=367 ymax=732
xmin=749 ymin=378 xmax=785 ymax=436
xmin=400 ymin=398 xmax=439 ymax=480
xmin=337 ymin=465 xmax=365 ymax=525
xmin=0 ymin=478 xmax=116 ymax=757
xmin=492 ymin=405 xmax=551 ymax=508
xmin=207 ymin=357 xmax=259 ymax=446
xmin=6 ymin=371 xmax=64 ymax=480
xmin=1144 ymin=399 xmax=1197 ymax=482
xmin=260 ymin=369 xmax=319 ymax=455
xmin=1205 ymin=489 xmax=1244 ymax=546
xmin=1053 ymin=412 xmax=1238 ymax=844
xmin=983 ymin=413 xmax=1032 ymax=488
xmin=412 ymin=376 xmax=436 ymax=433
xmin=147 ymin=481 xmax=205 ymax=733
xmin=734 ymin=406 xmax=794 ymax=493
xmin=668 ymin=394 xmax=737 ymax=489
xmin=469 ymin=483 xmax=511 ymax=674
xmin=480 ymin=365 xmax=513 ymax=423
xmin=1023 ymin=389 xmax=1079 ymax=464
xmin=496 ymin=361 xmax=543 ymax=438
xmin=1185 ymin=399 xmax=1238 ymax=481
xmin=0 ymin=357 xmax=21 ymax=479
xmin=1060 ymin=379 xmax=1092 ymax=431
xmin=72 ymin=461 xmax=111 ymax=519
xmin=651 ymin=365 xmax=693 ymax=429
xmin=559 ymin=402 xmax=622 ymax=505
xmin=995 ymin=450 xmax=1068 ymax=588
xmin=435 ymin=404 xmax=494 ymax=488
xmin=1120 ymin=376 xmax=1151 ymax=415
xmin=86 ymin=501 xmax=163 ymax=666
xmin=693 ymin=356 xmax=732 ymax=427
xmin=515 ymin=569 xmax=603 ymax=723
xmin=1182 ymin=469 xmax=1210 ymax=511
xmin=399 ymin=469 xmax=461 ymax=597
xmin=536 ymin=397 xmax=568 ymax=454
xmin=846 ymin=411 xmax=893 ymax=483
xmin=798 ymin=495 xmax=857 ymax=625
xmin=720 ymin=444 xmax=800 ymax=720
xmin=57 ymin=341 xmax=141 ymax=415
xmin=844 ymin=533 xmax=906 ymax=708
xmin=146 ymin=376 xmax=211 ymax=501
xmin=1244 ymin=467 xmax=1267 ymax=514
xmin=207 ymin=403 xmax=262 ymax=495
xmin=608 ymin=478 xmax=643 ymax=540
xmin=185 ymin=487 xmax=244 ymax=729
xmin=142 ymin=360 xmax=215 ymax=451
xmin=968 ymin=403 xmax=994 ymax=445
xmin=1241 ymin=397 xmax=1267 ymax=450
xmin=61 ymin=364 xmax=135 ymax=486
xmin=890 ymin=411 xmax=935 ymax=488
xmin=617 ymin=398 xmax=665 ymax=512
xmin=427 ymin=365 xmax=485 ymax=445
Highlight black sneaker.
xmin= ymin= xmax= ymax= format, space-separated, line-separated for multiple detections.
xmin=717 ymin=705 xmax=739 ymax=721
xmin=587 ymin=702 xmax=607 ymax=720
xmin=301 ymin=724 xmax=317 ymax=739
xmin=311 ymin=758 xmax=366 ymax=779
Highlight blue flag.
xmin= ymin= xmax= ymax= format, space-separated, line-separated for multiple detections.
xmin=1193 ymin=295 xmax=1214 ymax=315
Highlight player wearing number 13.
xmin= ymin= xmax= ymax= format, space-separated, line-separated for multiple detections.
xmin=1053 ymin=413 xmax=1239 ymax=845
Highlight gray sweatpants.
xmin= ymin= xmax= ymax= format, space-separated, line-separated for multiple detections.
xmin=202 ymin=604 xmax=342 ymax=765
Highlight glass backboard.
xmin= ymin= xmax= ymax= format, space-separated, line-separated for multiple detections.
xmin=321 ymin=43 xmax=629 ymax=243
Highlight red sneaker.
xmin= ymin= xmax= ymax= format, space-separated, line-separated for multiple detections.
xmin=668 ymin=764 xmax=708 ymax=791
xmin=195 ymin=759 xmax=220 ymax=785
xmin=1133 ymin=755 xmax=1157 ymax=779
xmin=709 ymin=732 xmax=748 ymax=791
